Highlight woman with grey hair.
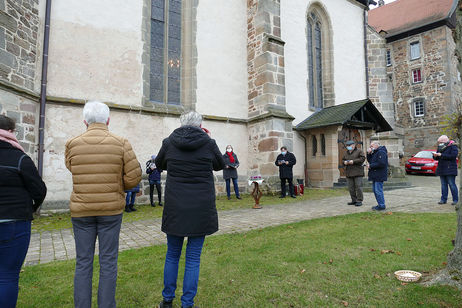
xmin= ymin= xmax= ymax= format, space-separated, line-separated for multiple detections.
xmin=155 ymin=111 xmax=225 ymax=308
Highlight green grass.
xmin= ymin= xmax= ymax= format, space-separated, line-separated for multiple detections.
xmin=31 ymin=189 xmax=347 ymax=232
xmin=19 ymin=212 xmax=462 ymax=307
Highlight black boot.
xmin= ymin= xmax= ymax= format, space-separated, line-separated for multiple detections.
xmin=129 ymin=204 xmax=137 ymax=211
xmin=151 ymin=202 xmax=156 ymax=207
xmin=159 ymin=300 xmax=173 ymax=308
xmin=158 ymin=202 xmax=163 ymax=207
xmin=125 ymin=204 xmax=132 ymax=213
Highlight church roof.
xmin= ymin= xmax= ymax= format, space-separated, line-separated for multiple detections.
xmin=368 ymin=0 xmax=458 ymax=38
xmin=295 ymin=99 xmax=393 ymax=133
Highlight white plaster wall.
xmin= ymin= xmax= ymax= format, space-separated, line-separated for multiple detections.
xmin=281 ymin=0 xmax=367 ymax=125
xmin=292 ymin=133 xmax=306 ymax=179
xmin=195 ymin=0 xmax=249 ymax=119
xmin=42 ymin=104 xmax=178 ymax=202
xmin=42 ymin=104 xmax=249 ymax=202
xmin=202 ymin=120 xmax=249 ymax=178
xmin=46 ymin=0 xmax=144 ymax=106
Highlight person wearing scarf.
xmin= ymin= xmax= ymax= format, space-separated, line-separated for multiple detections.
xmin=0 ymin=115 xmax=47 ymax=308
xmin=223 ymin=145 xmax=241 ymax=200
xmin=433 ymin=135 xmax=459 ymax=205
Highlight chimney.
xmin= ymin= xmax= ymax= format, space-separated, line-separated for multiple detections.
xmin=378 ymin=0 xmax=385 ymax=6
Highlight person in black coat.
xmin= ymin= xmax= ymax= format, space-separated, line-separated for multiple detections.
xmin=274 ymin=146 xmax=297 ymax=198
xmin=0 ymin=115 xmax=47 ymax=308
xmin=366 ymin=141 xmax=388 ymax=211
xmin=155 ymin=111 xmax=225 ymax=308
xmin=223 ymin=145 xmax=241 ymax=200
xmin=433 ymin=135 xmax=459 ymax=205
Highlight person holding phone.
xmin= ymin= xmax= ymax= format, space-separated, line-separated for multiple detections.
xmin=433 ymin=135 xmax=458 ymax=205
xmin=275 ymin=146 xmax=297 ymax=198
xmin=223 ymin=145 xmax=241 ymax=200
xmin=366 ymin=141 xmax=388 ymax=211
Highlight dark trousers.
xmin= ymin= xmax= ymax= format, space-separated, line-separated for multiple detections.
xmin=72 ymin=214 xmax=122 ymax=308
xmin=347 ymin=177 xmax=363 ymax=202
xmin=0 ymin=220 xmax=31 ymax=308
xmin=440 ymin=175 xmax=458 ymax=203
xmin=225 ymin=178 xmax=240 ymax=198
xmin=125 ymin=192 xmax=136 ymax=206
xmin=149 ymin=181 xmax=162 ymax=205
xmin=280 ymin=178 xmax=294 ymax=197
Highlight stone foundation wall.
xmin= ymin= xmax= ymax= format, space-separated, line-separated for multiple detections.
xmin=0 ymin=87 xmax=38 ymax=157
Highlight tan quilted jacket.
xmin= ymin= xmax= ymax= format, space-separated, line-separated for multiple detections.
xmin=65 ymin=123 xmax=142 ymax=217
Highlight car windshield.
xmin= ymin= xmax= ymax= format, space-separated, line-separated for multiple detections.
xmin=414 ymin=151 xmax=433 ymax=159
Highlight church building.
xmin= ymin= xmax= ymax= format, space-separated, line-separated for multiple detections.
xmin=0 ymin=0 xmax=392 ymax=210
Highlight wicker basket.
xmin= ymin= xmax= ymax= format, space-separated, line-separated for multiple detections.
xmin=394 ymin=270 xmax=422 ymax=282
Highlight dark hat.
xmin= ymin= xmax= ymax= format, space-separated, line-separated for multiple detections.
xmin=345 ymin=140 xmax=355 ymax=145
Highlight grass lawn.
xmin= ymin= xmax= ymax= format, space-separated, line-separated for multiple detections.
xmin=19 ymin=212 xmax=462 ymax=307
xmin=31 ymin=188 xmax=347 ymax=232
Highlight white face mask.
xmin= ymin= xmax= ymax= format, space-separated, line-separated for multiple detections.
xmin=439 ymin=143 xmax=445 ymax=146
xmin=226 ymin=148 xmax=232 ymax=152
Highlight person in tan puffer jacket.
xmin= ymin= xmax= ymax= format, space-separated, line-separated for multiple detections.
xmin=65 ymin=101 xmax=141 ymax=308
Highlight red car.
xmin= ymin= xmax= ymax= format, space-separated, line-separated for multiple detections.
xmin=405 ymin=150 xmax=438 ymax=175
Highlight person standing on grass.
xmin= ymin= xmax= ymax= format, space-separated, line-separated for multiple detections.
xmin=342 ymin=140 xmax=365 ymax=207
xmin=65 ymin=101 xmax=141 ymax=308
xmin=275 ymin=146 xmax=297 ymax=198
xmin=155 ymin=111 xmax=225 ymax=308
xmin=366 ymin=141 xmax=388 ymax=211
xmin=223 ymin=145 xmax=241 ymax=200
xmin=124 ymin=184 xmax=140 ymax=213
xmin=146 ymin=155 xmax=163 ymax=207
xmin=433 ymin=135 xmax=459 ymax=205
xmin=0 ymin=115 xmax=47 ymax=308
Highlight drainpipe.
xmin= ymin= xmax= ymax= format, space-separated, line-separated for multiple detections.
xmin=37 ymin=0 xmax=52 ymax=177
xmin=363 ymin=1 xmax=370 ymax=98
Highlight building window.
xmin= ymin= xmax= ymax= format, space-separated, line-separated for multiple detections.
xmin=414 ymin=100 xmax=425 ymax=117
xmin=312 ymin=135 xmax=318 ymax=156
xmin=412 ymin=68 xmax=422 ymax=83
xmin=386 ymin=49 xmax=391 ymax=66
xmin=410 ymin=41 xmax=420 ymax=60
xmin=307 ymin=12 xmax=323 ymax=110
xmin=150 ymin=0 xmax=182 ymax=105
xmin=321 ymin=134 xmax=326 ymax=156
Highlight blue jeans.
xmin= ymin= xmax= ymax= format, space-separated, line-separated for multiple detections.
xmin=372 ymin=181 xmax=385 ymax=209
xmin=72 ymin=214 xmax=122 ymax=308
xmin=125 ymin=192 xmax=136 ymax=205
xmin=162 ymin=235 xmax=205 ymax=307
xmin=440 ymin=175 xmax=458 ymax=203
xmin=225 ymin=178 xmax=240 ymax=198
xmin=0 ymin=220 xmax=31 ymax=308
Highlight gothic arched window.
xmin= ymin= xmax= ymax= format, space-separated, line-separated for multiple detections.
xmin=307 ymin=12 xmax=323 ymax=110
xmin=312 ymin=135 xmax=318 ymax=156
xmin=150 ymin=0 xmax=182 ymax=105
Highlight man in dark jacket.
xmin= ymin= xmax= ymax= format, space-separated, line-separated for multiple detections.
xmin=367 ymin=141 xmax=388 ymax=211
xmin=342 ymin=140 xmax=365 ymax=206
xmin=155 ymin=111 xmax=225 ymax=308
xmin=275 ymin=146 xmax=297 ymax=198
xmin=433 ymin=135 xmax=458 ymax=205
xmin=146 ymin=155 xmax=163 ymax=207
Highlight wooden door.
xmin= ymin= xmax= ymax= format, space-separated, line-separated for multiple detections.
xmin=338 ymin=127 xmax=362 ymax=177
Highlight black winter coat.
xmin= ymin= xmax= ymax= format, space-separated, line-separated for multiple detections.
xmin=0 ymin=141 xmax=47 ymax=220
xmin=435 ymin=144 xmax=458 ymax=176
xmin=367 ymin=146 xmax=388 ymax=182
xmin=274 ymin=152 xmax=296 ymax=179
xmin=155 ymin=126 xmax=225 ymax=237
xmin=222 ymin=152 xmax=239 ymax=180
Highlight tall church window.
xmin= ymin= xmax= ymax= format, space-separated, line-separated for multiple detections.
xmin=321 ymin=134 xmax=326 ymax=156
xmin=307 ymin=12 xmax=323 ymax=110
xmin=150 ymin=0 xmax=182 ymax=105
